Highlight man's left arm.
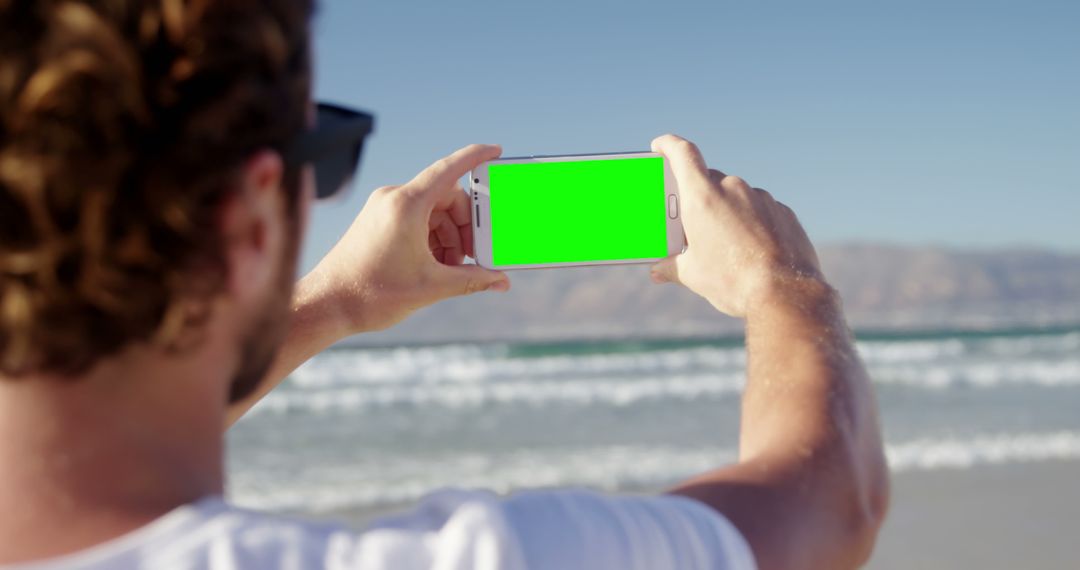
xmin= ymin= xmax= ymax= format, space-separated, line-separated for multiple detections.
xmin=227 ymin=144 xmax=511 ymax=426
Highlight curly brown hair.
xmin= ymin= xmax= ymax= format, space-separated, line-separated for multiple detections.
xmin=0 ymin=0 xmax=314 ymax=377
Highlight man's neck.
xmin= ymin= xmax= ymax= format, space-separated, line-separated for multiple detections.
xmin=0 ymin=345 xmax=230 ymax=564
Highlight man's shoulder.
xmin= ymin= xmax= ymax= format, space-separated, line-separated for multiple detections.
xmin=162 ymin=490 xmax=756 ymax=570
xmin=6 ymin=490 xmax=754 ymax=570
xmin=169 ymin=499 xmax=351 ymax=565
xmin=8 ymin=492 xmax=523 ymax=570
xmin=170 ymin=491 xmax=526 ymax=570
xmin=170 ymin=490 xmax=755 ymax=569
xmin=497 ymin=489 xmax=758 ymax=570
xmin=95 ymin=498 xmax=356 ymax=569
xmin=0 ymin=498 xmax=355 ymax=570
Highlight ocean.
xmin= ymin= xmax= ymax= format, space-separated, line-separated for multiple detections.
xmin=225 ymin=326 xmax=1080 ymax=516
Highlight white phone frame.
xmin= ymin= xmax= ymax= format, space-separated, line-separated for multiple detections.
xmin=470 ymin=151 xmax=684 ymax=270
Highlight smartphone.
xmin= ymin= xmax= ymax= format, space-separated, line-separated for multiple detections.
xmin=470 ymin=152 xmax=684 ymax=270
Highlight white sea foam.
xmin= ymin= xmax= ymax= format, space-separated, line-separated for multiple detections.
xmin=286 ymin=332 xmax=1078 ymax=393
xmin=228 ymin=332 xmax=1080 ymax=513
xmin=289 ymin=344 xmax=747 ymax=388
xmin=871 ymin=358 xmax=1080 ymax=389
xmin=252 ymin=372 xmax=748 ymax=415
xmin=228 ymin=431 xmax=1080 ymax=513
xmin=855 ymin=332 xmax=1080 ymax=363
xmin=228 ymin=445 xmax=739 ymax=513
xmin=978 ymin=331 xmax=1080 ymax=357
xmin=856 ymin=338 xmax=967 ymax=363
xmin=887 ymin=431 xmax=1080 ymax=471
xmin=254 ymin=354 xmax=1080 ymax=415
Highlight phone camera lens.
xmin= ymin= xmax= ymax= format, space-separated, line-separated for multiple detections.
xmin=474 ymin=178 xmax=480 ymax=184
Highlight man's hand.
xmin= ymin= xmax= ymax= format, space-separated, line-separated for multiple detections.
xmin=309 ymin=144 xmax=511 ymax=335
xmin=653 ymin=134 xmax=888 ymax=569
xmin=649 ymin=134 xmax=824 ymax=318
xmin=226 ymin=144 xmax=510 ymax=425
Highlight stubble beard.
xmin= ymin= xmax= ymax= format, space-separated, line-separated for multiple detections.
xmin=227 ymin=213 xmax=301 ymax=405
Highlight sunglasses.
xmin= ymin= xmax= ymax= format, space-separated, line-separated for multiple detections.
xmin=285 ymin=102 xmax=375 ymax=200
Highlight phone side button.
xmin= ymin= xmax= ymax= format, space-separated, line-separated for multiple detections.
xmin=667 ymin=194 xmax=679 ymax=219
xmin=475 ymin=204 xmax=481 ymax=227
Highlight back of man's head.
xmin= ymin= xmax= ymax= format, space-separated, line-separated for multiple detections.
xmin=0 ymin=0 xmax=313 ymax=378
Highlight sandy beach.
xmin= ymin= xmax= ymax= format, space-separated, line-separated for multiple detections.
xmin=869 ymin=460 xmax=1080 ymax=569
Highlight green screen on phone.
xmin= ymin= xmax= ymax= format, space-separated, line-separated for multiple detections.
xmin=488 ymin=156 xmax=668 ymax=267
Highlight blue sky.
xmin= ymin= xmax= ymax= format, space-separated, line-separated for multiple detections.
xmin=302 ymin=0 xmax=1078 ymax=270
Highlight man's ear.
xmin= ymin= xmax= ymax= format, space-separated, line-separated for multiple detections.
xmin=220 ymin=150 xmax=286 ymax=301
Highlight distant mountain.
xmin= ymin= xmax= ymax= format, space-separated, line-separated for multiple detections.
xmin=817 ymin=244 xmax=1080 ymax=329
xmin=347 ymin=244 xmax=1080 ymax=345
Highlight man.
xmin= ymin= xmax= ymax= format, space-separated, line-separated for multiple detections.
xmin=0 ymin=1 xmax=888 ymax=569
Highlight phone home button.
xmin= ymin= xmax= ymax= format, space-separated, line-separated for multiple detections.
xmin=667 ymin=194 xmax=679 ymax=219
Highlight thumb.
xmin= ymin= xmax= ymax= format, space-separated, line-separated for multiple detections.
xmin=650 ymin=254 xmax=684 ymax=285
xmin=437 ymin=264 xmax=511 ymax=297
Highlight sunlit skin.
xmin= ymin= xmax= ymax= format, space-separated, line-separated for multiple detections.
xmin=0 ymin=134 xmax=887 ymax=569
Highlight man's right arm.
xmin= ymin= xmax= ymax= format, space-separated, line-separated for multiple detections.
xmin=226 ymin=144 xmax=510 ymax=426
xmin=650 ymin=135 xmax=890 ymax=570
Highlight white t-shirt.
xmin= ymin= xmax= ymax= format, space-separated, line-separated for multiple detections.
xmin=2 ymin=489 xmax=756 ymax=569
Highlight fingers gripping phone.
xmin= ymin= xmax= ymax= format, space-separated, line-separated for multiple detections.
xmin=470 ymin=152 xmax=684 ymax=270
